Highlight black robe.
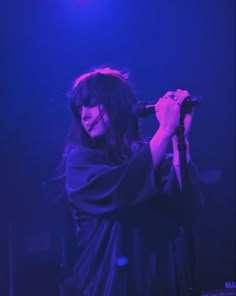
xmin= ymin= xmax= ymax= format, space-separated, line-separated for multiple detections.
xmin=64 ymin=143 xmax=200 ymax=296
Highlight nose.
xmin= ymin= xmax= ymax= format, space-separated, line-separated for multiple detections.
xmin=81 ymin=106 xmax=91 ymax=122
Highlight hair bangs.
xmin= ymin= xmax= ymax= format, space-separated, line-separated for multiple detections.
xmin=70 ymin=72 xmax=117 ymax=116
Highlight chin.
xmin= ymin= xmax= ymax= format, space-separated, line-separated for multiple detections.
xmin=89 ymin=131 xmax=105 ymax=138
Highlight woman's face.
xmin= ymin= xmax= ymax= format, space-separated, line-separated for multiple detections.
xmin=80 ymin=105 xmax=109 ymax=138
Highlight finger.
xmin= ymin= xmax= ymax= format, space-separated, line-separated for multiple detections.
xmin=163 ymin=91 xmax=175 ymax=98
xmin=176 ymin=89 xmax=189 ymax=97
xmin=156 ymin=95 xmax=166 ymax=105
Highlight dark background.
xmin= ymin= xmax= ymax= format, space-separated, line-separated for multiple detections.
xmin=0 ymin=0 xmax=235 ymax=295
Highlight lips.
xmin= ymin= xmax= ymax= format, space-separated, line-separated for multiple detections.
xmin=85 ymin=124 xmax=93 ymax=132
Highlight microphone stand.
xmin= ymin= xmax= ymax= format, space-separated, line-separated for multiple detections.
xmin=176 ymin=106 xmax=195 ymax=296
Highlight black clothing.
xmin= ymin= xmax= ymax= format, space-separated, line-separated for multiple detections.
xmin=64 ymin=144 xmax=200 ymax=296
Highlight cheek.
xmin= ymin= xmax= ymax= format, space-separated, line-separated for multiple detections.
xmin=91 ymin=108 xmax=101 ymax=118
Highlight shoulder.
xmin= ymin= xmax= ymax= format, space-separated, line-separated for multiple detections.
xmin=66 ymin=146 xmax=91 ymax=165
xmin=67 ymin=146 xmax=88 ymax=160
xmin=66 ymin=146 xmax=107 ymax=166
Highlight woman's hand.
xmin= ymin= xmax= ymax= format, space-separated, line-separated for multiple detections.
xmin=151 ymin=89 xmax=192 ymax=168
xmin=155 ymin=89 xmax=191 ymax=138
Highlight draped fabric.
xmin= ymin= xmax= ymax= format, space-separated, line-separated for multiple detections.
xmin=64 ymin=144 xmax=200 ymax=296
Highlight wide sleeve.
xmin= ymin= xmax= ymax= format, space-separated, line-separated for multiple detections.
xmin=152 ymin=154 xmax=203 ymax=224
xmin=66 ymin=144 xmax=163 ymax=214
xmin=158 ymin=153 xmax=203 ymax=200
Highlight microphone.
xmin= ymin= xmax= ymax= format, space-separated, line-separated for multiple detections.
xmin=133 ymin=96 xmax=201 ymax=117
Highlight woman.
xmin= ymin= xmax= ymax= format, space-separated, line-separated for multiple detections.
xmin=63 ymin=66 xmax=200 ymax=295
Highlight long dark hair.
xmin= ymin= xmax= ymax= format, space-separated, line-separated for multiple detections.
xmin=63 ymin=66 xmax=142 ymax=163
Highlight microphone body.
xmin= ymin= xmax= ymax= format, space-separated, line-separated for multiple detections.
xmin=133 ymin=96 xmax=201 ymax=117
